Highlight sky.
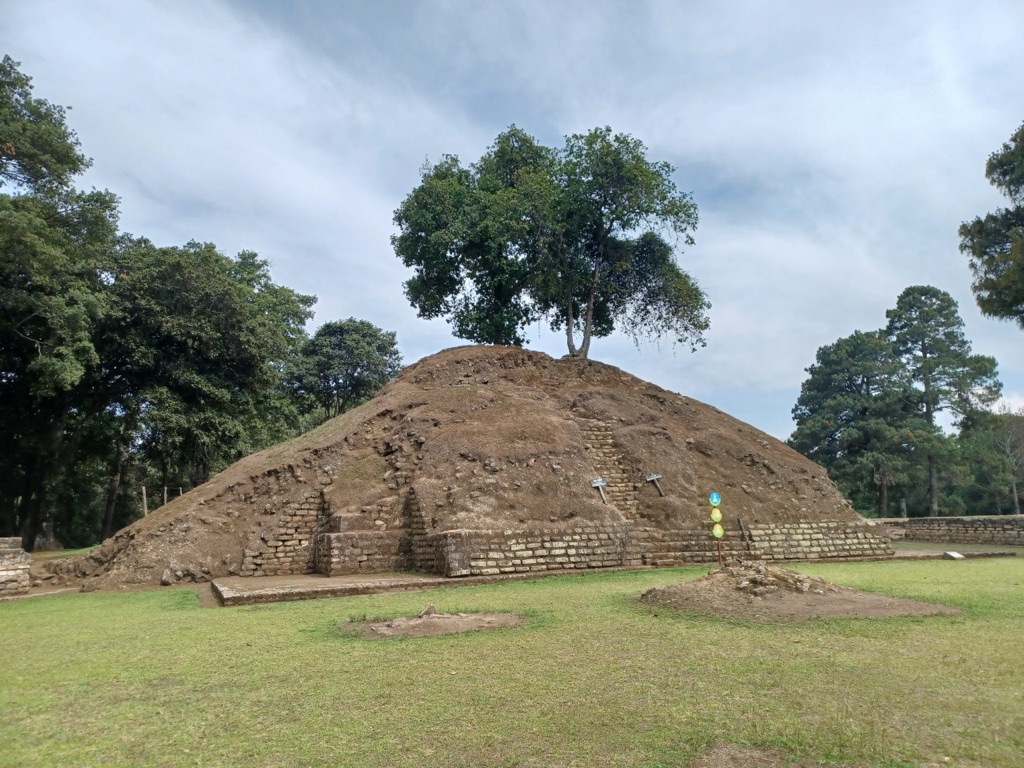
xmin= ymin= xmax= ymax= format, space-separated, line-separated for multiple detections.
xmin=4 ymin=0 xmax=1022 ymax=439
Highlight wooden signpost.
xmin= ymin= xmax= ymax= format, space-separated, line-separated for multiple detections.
xmin=645 ymin=472 xmax=665 ymax=496
xmin=590 ymin=477 xmax=608 ymax=504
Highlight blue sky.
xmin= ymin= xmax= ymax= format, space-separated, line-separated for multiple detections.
xmin=5 ymin=0 xmax=1022 ymax=439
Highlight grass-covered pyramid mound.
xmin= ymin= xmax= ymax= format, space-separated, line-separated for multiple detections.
xmin=47 ymin=346 xmax=891 ymax=591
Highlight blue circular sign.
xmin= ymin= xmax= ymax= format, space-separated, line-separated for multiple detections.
xmin=709 ymin=491 xmax=721 ymax=507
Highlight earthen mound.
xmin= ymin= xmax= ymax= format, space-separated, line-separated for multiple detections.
xmin=42 ymin=345 xmax=891 ymax=592
xmin=641 ymin=560 xmax=959 ymax=622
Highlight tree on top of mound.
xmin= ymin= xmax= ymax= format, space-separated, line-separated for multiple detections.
xmin=392 ymin=125 xmax=709 ymax=359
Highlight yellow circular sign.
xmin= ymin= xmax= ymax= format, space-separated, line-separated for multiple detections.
xmin=712 ymin=523 xmax=724 ymax=539
xmin=710 ymin=508 xmax=722 ymax=523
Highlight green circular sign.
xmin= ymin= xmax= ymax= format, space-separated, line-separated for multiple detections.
xmin=712 ymin=523 xmax=724 ymax=539
xmin=710 ymin=508 xmax=722 ymax=523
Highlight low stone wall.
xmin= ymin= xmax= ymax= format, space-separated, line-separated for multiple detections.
xmin=240 ymin=490 xmax=329 ymax=576
xmin=882 ymin=516 xmax=1024 ymax=546
xmin=0 ymin=537 xmax=31 ymax=598
xmin=746 ymin=521 xmax=892 ymax=560
xmin=311 ymin=517 xmax=893 ymax=578
xmin=317 ymin=530 xmax=411 ymax=575
xmin=632 ymin=527 xmax=750 ymax=566
xmin=434 ymin=524 xmax=639 ymax=577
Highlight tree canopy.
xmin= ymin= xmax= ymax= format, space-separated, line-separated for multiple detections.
xmin=0 ymin=55 xmax=89 ymax=194
xmin=392 ymin=125 xmax=709 ymax=358
xmin=289 ymin=318 xmax=402 ymax=421
xmin=959 ymin=121 xmax=1024 ymax=328
xmin=790 ymin=286 xmax=1003 ymax=518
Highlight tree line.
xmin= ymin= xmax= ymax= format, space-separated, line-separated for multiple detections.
xmin=0 ymin=57 xmax=400 ymax=549
xmin=788 ymin=121 xmax=1024 ymax=517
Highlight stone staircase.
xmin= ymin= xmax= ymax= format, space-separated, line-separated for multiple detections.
xmin=577 ymin=418 xmax=639 ymax=518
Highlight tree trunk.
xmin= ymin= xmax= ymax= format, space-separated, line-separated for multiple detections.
xmin=1012 ymin=477 xmax=1021 ymax=515
xmin=580 ymin=284 xmax=596 ymax=359
xmin=564 ymin=292 xmax=578 ymax=356
xmin=927 ymin=455 xmax=939 ymax=516
xmin=899 ymin=498 xmax=908 ymax=518
xmin=579 ymin=261 xmax=601 ymax=360
xmin=35 ymin=500 xmax=58 ymax=551
xmin=100 ymin=453 xmax=123 ymax=541
xmin=19 ymin=493 xmax=42 ymax=553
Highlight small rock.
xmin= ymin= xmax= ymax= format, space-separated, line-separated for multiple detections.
xmin=160 ymin=569 xmax=173 ymax=586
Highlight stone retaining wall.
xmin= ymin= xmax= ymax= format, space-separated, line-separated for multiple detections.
xmin=312 ymin=518 xmax=892 ymax=578
xmin=240 ymin=490 xmax=329 ymax=576
xmin=434 ymin=524 xmax=640 ymax=578
xmin=317 ymin=530 xmax=411 ymax=575
xmin=633 ymin=527 xmax=750 ymax=566
xmin=246 ymin=502 xmax=894 ymax=579
xmin=882 ymin=516 xmax=1024 ymax=546
xmin=746 ymin=521 xmax=892 ymax=560
xmin=0 ymin=537 xmax=30 ymax=598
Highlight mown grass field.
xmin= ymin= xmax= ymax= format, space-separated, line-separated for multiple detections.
xmin=1 ymin=558 xmax=1021 ymax=768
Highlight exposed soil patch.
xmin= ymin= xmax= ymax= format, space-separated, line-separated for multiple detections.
xmin=642 ymin=560 xmax=960 ymax=622
xmin=346 ymin=607 xmax=525 ymax=639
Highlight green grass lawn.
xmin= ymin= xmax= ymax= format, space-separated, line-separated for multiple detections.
xmin=1 ymin=559 xmax=1021 ymax=768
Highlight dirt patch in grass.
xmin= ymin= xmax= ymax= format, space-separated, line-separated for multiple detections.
xmin=346 ymin=607 xmax=525 ymax=639
xmin=642 ymin=560 xmax=960 ymax=622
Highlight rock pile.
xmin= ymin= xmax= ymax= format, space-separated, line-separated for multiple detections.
xmin=715 ymin=559 xmax=840 ymax=598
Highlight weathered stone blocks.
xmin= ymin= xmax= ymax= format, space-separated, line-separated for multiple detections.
xmin=0 ymin=537 xmax=31 ymax=598
xmin=882 ymin=516 xmax=1024 ymax=546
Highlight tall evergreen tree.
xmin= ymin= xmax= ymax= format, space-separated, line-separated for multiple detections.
xmin=789 ymin=330 xmax=932 ymax=516
xmin=884 ymin=286 xmax=1001 ymax=515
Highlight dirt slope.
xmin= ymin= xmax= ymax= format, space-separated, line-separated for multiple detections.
xmin=43 ymin=345 xmax=869 ymax=591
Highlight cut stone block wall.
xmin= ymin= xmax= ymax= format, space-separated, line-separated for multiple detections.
xmin=240 ymin=490 xmax=330 ymax=576
xmin=434 ymin=524 xmax=639 ymax=577
xmin=882 ymin=516 xmax=1024 ymax=546
xmin=0 ymin=537 xmax=31 ymax=597
xmin=317 ymin=530 xmax=411 ymax=575
xmin=632 ymin=526 xmax=750 ymax=566
xmin=310 ymin=518 xmax=892 ymax=578
xmin=746 ymin=521 xmax=892 ymax=560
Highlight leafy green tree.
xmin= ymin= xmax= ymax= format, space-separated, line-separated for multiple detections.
xmin=97 ymin=239 xmax=315 ymax=511
xmin=959 ymin=121 xmax=1024 ymax=327
xmin=393 ymin=125 xmax=709 ymax=358
xmin=0 ymin=189 xmax=120 ymax=546
xmin=991 ymin=408 xmax=1024 ymax=513
xmin=289 ymin=319 xmax=402 ymax=422
xmin=0 ymin=55 xmax=89 ymax=193
xmin=0 ymin=57 xmax=319 ymax=548
xmin=789 ymin=330 xmax=933 ymax=516
xmin=949 ymin=413 xmax=1016 ymax=515
xmin=883 ymin=286 xmax=1001 ymax=515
